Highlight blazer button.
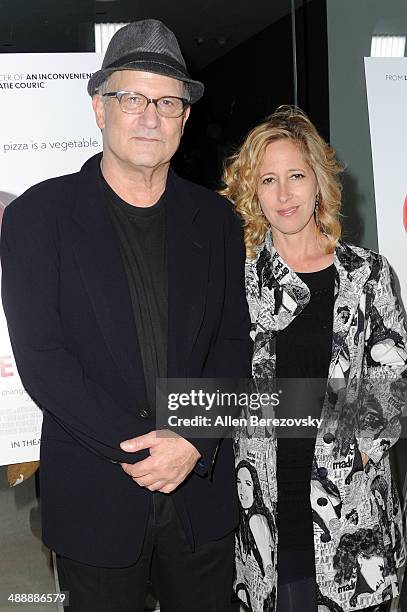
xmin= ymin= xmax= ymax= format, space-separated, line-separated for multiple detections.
xmin=139 ymin=409 xmax=150 ymax=418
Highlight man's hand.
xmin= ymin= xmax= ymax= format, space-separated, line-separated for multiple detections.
xmin=120 ymin=430 xmax=201 ymax=494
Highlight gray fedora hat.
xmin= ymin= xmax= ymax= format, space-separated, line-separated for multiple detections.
xmin=88 ymin=19 xmax=204 ymax=103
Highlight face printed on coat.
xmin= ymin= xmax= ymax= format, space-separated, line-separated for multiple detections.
xmin=357 ymin=554 xmax=385 ymax=591
xmin=237 ymin=466 xmax=254 ymax=509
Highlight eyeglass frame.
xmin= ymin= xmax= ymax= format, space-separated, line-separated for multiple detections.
xmin=100 ymin=91 xmax=190 ymax=118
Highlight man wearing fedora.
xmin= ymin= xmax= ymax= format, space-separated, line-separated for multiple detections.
xmin=1 ymin=19 xmax=251 ymax=612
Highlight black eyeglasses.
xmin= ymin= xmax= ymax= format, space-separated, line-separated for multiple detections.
xmin=101 ymin=91 xmax=190 ymax=118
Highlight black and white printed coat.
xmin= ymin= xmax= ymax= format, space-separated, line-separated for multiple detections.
xmin=234 ymin=232 xmax=407 ymax=612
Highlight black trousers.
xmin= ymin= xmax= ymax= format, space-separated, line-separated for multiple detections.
xmin=56 ymin=493 xmax=234 ymax=612
xmin=276 ymin=577 xmax=317 ymax=612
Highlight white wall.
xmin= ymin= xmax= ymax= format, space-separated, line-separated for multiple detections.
xmin=327 ymin=0 xmax=407 ymax=249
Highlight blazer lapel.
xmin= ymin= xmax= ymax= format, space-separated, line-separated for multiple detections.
xmin=166 ymin=172 xmax=209 ymax=376
xmin=71 ymin=155 xmax=146 ymax=396
xmin=328 ymin=242 xmax=372 ymax=379
xmin=71 ymin=161 xmax=210 ymax=384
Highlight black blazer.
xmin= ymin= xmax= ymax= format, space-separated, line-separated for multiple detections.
xmin=1 ymin=154 xmax=252 ymax=566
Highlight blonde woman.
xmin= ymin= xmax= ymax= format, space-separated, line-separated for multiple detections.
xmin=222 ymin=106 xmax=406 ymax=612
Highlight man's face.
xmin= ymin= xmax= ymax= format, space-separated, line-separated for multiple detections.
xmin=93 ymin=70 xmax=190 ymax=172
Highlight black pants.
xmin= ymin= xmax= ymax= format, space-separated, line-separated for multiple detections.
xmin=276 ymin=577 xmax=317 ymax=612
xmin=56 ymin=493 xmax=234 ymax=612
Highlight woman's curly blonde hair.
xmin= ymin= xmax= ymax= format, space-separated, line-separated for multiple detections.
xmin=220 ymin=105 xmax=343 ymax=259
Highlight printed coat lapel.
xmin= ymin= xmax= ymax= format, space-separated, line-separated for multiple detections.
xmin=249 ymin=232 xmax=310 ymax=382
xmin=254 ymin=232 xmax=310 ymax=339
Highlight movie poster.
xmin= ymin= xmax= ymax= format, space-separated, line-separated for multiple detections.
xmin=365 ymin=58 xmax=407 ymax=309
xmin=0 ymin=53 xmax=102 ymax=464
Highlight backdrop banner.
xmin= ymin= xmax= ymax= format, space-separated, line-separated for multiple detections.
xmin=0 ymin=53 xmax=102 ymax=465
xmin=365 ymin=58 xmax=407 ymax=309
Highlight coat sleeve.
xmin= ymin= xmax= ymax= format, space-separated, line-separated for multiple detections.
xmin=0 ymin=200 xmax=143 ymax=465
xmin=189 ymin=207 xmax=253 ymax=474
xmin=357 ymin=255 xmax=407 ymax=464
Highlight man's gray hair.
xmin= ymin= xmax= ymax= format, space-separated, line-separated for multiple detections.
xmin=96 ymin=77 xmax=111 ymax=97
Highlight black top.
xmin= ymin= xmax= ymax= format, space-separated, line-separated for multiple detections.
xmin=275 ymin=264 xmax=334 ymax=583
xmin=102 ymin=174 xmax=168 ymax=417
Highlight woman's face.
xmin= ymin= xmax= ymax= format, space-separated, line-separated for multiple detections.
xmin=256 ymin=139 xmax=319 ymax=241
xmin=237 ymin=466 xmax=254 ymax=509
xmin=357 ymin=554 xmax=385 ymax=591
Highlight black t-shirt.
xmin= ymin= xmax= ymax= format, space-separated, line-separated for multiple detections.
xmin=101 ymin=173 xmax=168 ymax=417
xmin=275 ymin=264 xmax=335 ymax=583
